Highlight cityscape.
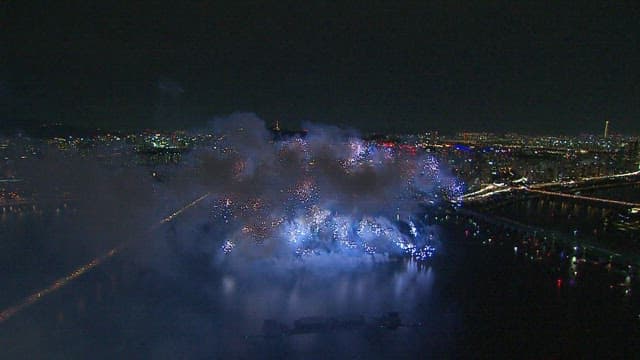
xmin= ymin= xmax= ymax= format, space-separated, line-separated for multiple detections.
xmin=1 ymin=118 xmax=639 ymax=357
xmin=2 ymin=1 xmax=640 ymax=358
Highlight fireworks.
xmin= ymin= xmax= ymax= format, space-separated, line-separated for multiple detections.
xmin=203 ymin=124 xmax=460 ymax=261
xmin=1 ymin=118 xmax=461 ymax=324
xmin=221 ymin=240 xmax=235 ymax=254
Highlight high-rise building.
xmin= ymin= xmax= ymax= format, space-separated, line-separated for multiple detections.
xmin=604 ymin=120 xmax=610 ymax=138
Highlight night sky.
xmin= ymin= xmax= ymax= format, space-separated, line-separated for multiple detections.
xmin=1 ymin=2 xmax=639 ymax=134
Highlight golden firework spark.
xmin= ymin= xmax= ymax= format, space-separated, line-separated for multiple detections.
xmin=0 ymin=193 xmax=210 ymax=324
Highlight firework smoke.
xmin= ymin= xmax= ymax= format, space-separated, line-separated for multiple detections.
xmin=167 ymin=113 xmax=463 ymax=264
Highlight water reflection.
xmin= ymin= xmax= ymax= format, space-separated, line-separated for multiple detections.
xmin=2 ymin=206 xmax=639 ymax=358
xmin=215 ymin=257 xmax=437 ymax=335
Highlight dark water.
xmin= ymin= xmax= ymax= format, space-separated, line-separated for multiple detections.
xmin=484 ymin=188 xmax=640 ymax=262
xmin=493 ymin=197 xmax=609 ymax=235
xmin=1 ymin=207 xmax=639 ymax=359
xmin=586 ymin=183 xmax=640 ymax=203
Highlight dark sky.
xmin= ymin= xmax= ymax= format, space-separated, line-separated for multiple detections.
xmin=1 ymin=1 xmax=639 ymax=134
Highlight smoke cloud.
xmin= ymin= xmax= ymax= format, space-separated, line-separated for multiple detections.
xmin=149 ymin=113 xmax=463 ymax=270
xmin=1 ymin=113 xmax=464 ymax=358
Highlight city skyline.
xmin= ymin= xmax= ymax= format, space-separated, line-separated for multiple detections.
xmin=2 ymin=2 xmax=640 ymax=357
xmin=2 ymin=116 xmax=638 ymax=139
xmin=1 ymin=112 xmax=639 ymax=357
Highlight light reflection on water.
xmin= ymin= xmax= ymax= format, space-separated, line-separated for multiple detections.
xmin=2 ymin=208 xmax=639 ymax=358
xmin=202 ymin=255 xmax=447 ymax=359
xmin=214 ymin=257 xmax=437 ymax=336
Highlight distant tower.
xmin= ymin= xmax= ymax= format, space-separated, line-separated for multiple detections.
xmin=604 ymin=120 xmax=610 ymax=138
xmin=274 ymin=120 xmax=281 ymax=132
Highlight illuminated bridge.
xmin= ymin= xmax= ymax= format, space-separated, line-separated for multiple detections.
xmin=462 ymin=170 xmax=640 ymax=210
xmin=524 ymin=188 xmax=640 ymax=209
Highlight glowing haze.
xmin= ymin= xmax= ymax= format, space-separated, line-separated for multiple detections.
xmin=0 ymin=112 xmax=464 ymax=326
xmin=183 ymin=113 xmax=464 ymax=263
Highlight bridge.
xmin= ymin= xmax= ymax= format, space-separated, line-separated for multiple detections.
xmin=462 ymin=170 xmax=640 ymax=209
xmin=524 ymin=188 xmax=640 ymax=208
